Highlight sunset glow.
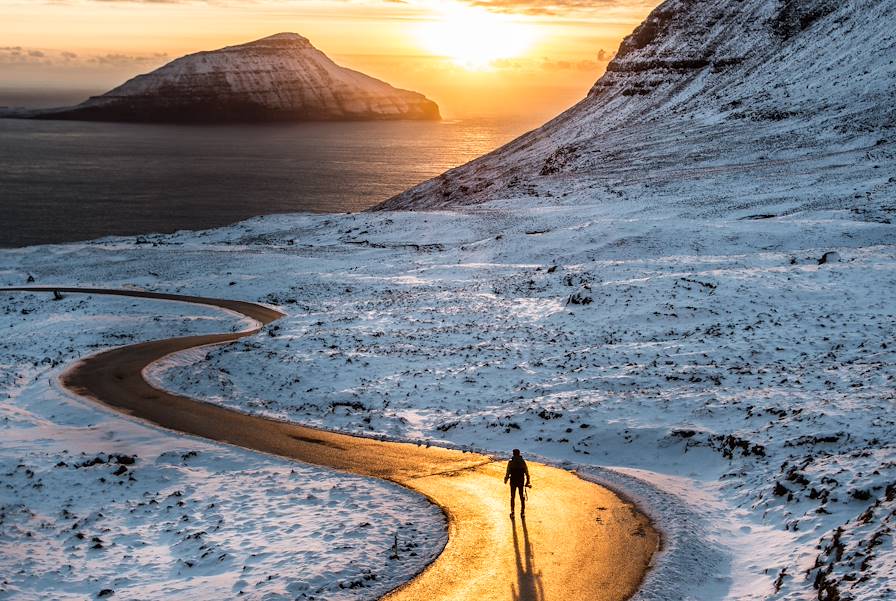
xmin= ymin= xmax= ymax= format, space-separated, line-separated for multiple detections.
xmin=0 ymin=0 xmax=657 ymax=118
xmin=415 ymin=5 xmax=538 ymax=70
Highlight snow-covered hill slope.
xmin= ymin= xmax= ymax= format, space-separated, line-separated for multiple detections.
xmin=35 ymin=33 xmax=440 ymax=123
xmin=0 ymin=291 xmax=445 ymax=599
xmin=377 ymin=0 xmax=895 ymax=212
xmin=5 ymin=202 xmax=893 ymax=601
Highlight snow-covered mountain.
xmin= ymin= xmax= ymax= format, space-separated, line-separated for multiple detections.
xmin=378 ymin=0 xmax=895 ymax=212
xmin=35 ymin=33 xmax=440 ymax=123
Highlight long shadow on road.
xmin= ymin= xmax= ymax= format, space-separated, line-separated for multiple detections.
xmin=512 ymin=517 xmax=545 ymax=601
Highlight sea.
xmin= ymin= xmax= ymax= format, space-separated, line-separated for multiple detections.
xmin=0 ymin=99 xmax=542 ymax=247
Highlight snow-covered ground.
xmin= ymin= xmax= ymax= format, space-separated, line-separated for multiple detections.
xmin=359 ymin=0 xmax=896 ymax=594
xmin=2 ymin=192 xmax=893 ymax=600
xmin=0 ymin=292 xmax=445 ymax=600
xmin=3 ymin=1 xmax=894 ymax=599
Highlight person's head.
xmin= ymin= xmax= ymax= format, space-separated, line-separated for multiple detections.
xmin=512 ymin=449 xmax=521 ymax=457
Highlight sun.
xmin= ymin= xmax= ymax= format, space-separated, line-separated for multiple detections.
xmin=416 ymin=4 xmax=538 ymax=70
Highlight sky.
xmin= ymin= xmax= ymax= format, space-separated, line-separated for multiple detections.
xmin=0 ymin=0 xmax=657 ymax=119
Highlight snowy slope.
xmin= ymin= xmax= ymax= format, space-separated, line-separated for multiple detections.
xmin=2 ymin=197 xmax=893 ymax=600
xmin=0 ymin=292 xmax=445 ymax=600
xmin=34 ymin=33 xmax=440 ymax=123
xmin=378 ymin=0 xmax=896 ymax=211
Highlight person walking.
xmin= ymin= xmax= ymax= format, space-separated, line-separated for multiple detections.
xmin=504 ymin=448 xmax=531 ymax=518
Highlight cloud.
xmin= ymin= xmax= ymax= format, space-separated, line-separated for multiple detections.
xmin=538 ymin=52 xmax=613 ymax=72
xmin=88 ymin=0 xmax=187 ymax=3
xmin=69 ymin=0 xmax=653 ymax=15
xmin=489 ymin=50 xmax=614 ymax=73
xmin=0 ymin=47 xmax=47 ymax=65
xmin=0 ymin=46 xmax=167 ymax=69
xmin=88 ymin=52 xmax=168 ymax=66
xmin=457 ymin=0 xmax=655 ymax=16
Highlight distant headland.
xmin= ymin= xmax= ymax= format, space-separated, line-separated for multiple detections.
xmin=13 ymin=33 xmax=441 ymax=123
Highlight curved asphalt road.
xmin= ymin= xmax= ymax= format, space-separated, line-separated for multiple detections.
xmin=3 ymin=287 xmax=658 ymax=601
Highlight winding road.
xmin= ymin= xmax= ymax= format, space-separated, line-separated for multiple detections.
xmin=5 ymin=287 xmax=658 ymax=601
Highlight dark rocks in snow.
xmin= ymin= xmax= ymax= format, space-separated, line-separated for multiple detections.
xmin=607 ymin=57 xmax=711 ymax=74
xmin=339 ymin=570 xmax=378 ymax=589
xmin=819 ymin=252 xmax=841 ymax=265
xmin=330 ymin=400 xmax=366 ymax=412
xmin=709 ymin=434 xmax=766 ymax=459
xmin=540 ymin=145 xmax=580 ymax=176
xmin=76 ymin=454 xmax=137 ymax=469
xmin=612 ymin=4 xmax=674 ymax=61
xmin=435 ymin=421 xmax=458 ymax=432
xmin=679 ymin=278 xmax=717 ymax=292
xmin=562 ymin=273 xmax=590 ymax=288
xmin=772 ymin=0 xmax=839 ymax=40
xmin=537 ymin=409 xmax=563 ymax=420
xmin=850 ymin=488 xmax=872 ymax=502
xmin=567 ymin=286 xmax=593 ymax=306
xmin=784 ymin=433 xmax=843 ymax=447
xmin=774 ymin=567 xmax=788 ymax=593
xmin=670 ymin=429 xmax=697 ymax=439
xmin=785 ymin=467 xmax=810 ymax=487
xmin=812 ymin=526 xmax=846 ymax=600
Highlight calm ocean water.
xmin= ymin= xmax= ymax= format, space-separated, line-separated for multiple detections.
xmin=0 ymin=115 xmax=538 ymax=247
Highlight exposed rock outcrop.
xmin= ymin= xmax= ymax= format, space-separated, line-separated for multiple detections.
xmin=33 ymin=33 xmax=440 ymax=123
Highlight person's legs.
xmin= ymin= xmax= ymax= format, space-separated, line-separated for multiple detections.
xmin=519 ymin=485 xmax=526 ymax=516
xmin=510 ymin=483 xmax=519 ymax=515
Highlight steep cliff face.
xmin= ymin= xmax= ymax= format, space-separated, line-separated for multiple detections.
xmin=378 ymin=0 xmax=895 ymax=212
xmin=37 ymin=33 xmax=440 ymax=123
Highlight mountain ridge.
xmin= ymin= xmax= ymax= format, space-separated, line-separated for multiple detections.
xmin=376 ymin=0 xmax=895 ymax=215
xmin=27 ymin=33 xmax=440 ymax=123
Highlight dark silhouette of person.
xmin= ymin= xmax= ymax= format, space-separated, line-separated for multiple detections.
xmin=504 ymin=448 xmax=531 ymax=518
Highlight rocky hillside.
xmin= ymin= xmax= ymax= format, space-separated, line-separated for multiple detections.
xmin=34 ymin=33 xmax=440 ymax=123
xmin=377 ymin=0 xmax=895 ymax=214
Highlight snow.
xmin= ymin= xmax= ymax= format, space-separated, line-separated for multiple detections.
xmin=380 ymin=0 xmax=895 ymax=210
xmin=0 ymin=292 xmax=445 ymax=600
xmin=75 ymin=32 xmax=441 ymax=121
xmin=3 ymin=0 xmax=895 ymax=598
xmin=2 ymin=191 xmax=893 ymax=599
